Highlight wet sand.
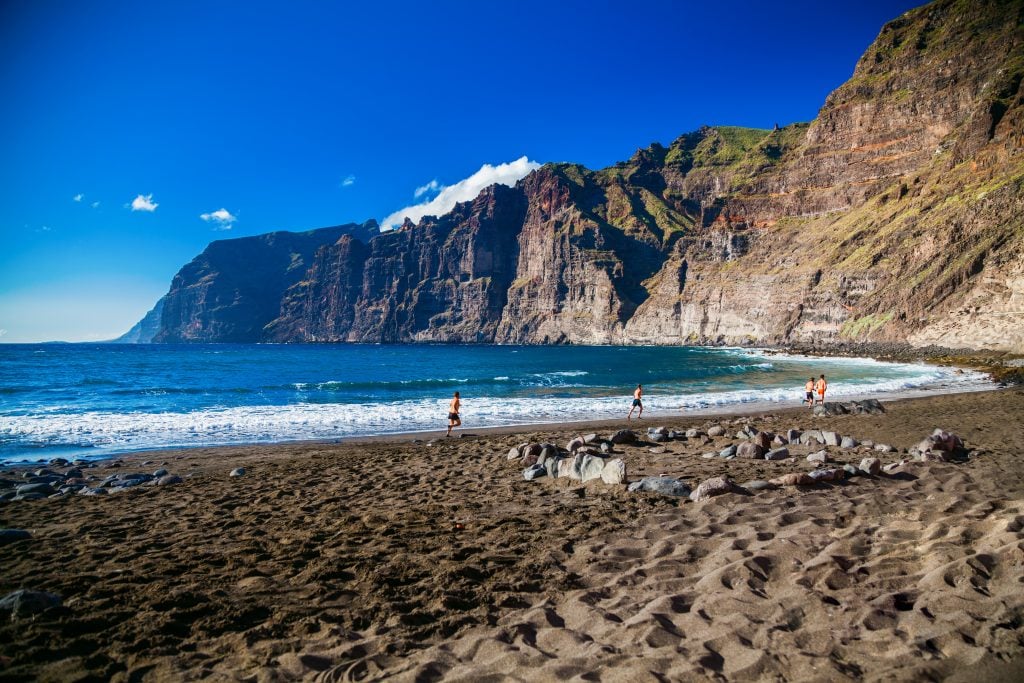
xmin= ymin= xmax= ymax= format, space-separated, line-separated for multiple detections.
xmin=2 ymin=388 xmax=1024 ymax=681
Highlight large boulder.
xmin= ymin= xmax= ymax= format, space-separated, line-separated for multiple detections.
xmin=628 ymin=477 xmax=691 ymax=497
xmin=821 ymin=431 xmax=841 ymax=447
xmin=610 ymin=429 xmax=638 ymax=445
xmin=689 ymin=476 xmax=745 ymax=502
xmin=707 ymin=425 xmax=726 ymax=437
xmin=859 ymin=458 xmax=882 ymax=475
xmin=799 ymin=430 xmax=824 ymax=446
xmin=736 ymin=441 xmax=765 ymax=459
xmin=579 ymin=455 xmax=608 ymax=482
xmin=600 ymin=459 xmax=626 ymax=485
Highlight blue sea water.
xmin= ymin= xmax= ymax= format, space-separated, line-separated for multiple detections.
xmin=0 ymin=343 xmax=988 ymax=463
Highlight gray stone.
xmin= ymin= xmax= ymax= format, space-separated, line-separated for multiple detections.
xmin=15 ymin=483 xmax=55 ymax=497
xmin=648 ymin=426 xmax=669 ymax=436
xmin=736 ymin=441 xmax=765 ymax=459
xmin=707 ymin=425 xmax=726 ymax=437
xmin=807 ymin=468 xmax=845 ymax=482
xmin=840 ymin=436 xmax=858 ymax=449
xmin=599 ymin=442 xmax=613 ymax=454
xmin=525 ymin=443 xmax=543 ymax=457
xmin=859 ymin=457 xmax=882 ymax=475
xmin=523 ymin=464 xmax=546 ymax=481
xmin=610 ymin=429 xmax=638 ymax=445
xmin=689 ymin=476 xmax=745 ymax=502
xmin=882 ymin=460 xmax=907 ymax=474
xmin=542 ymin=455 xmax=562 ymax=478
xmin=12 ymin=493 xmax=46 ymax=501
xmin=230 ymin=467 xmax=246 ymax=477
xmin=157 ymin=475 xmax=183 ymax=486
xmin=583 ymin=433 xmax=600 ymax=444
xmin=567 ymin=436 xmax=587 ymax=453
xmin=874 ymin=443 xmax=896 ymax=453
xmin=701 ymin=452 xmax=717 ymax=459
xmin=764 ymin=447 xmax=790 ymax=461
xmin=843 ymin=464 xmax=859 ymax=477
xmin=685 ymin=428 xmax=703 ymax=439
xmin=600 ymin=459 xmax=626 ymax=485
xmin=0 ymin=529 xmax=32 ymax=545
xmin=772 ymin=435 xmax=788 ymax=447
xmin=64 ymin=468 xmax=84 ymax=479
xmin=786 ymin=429 xmax=802 ymax=443
xmin=807 ymin=450 xmax=829 ymax=463
xmin=740 ymin=480 xmax=777 ymax=491
xmin=719 ymin=445 xmax=737 ymax=458
xmin=0 ymin=589 xmax=62 ymax=617
xmin=628 ymin=477 xmax=691 ymax=497
xmin=649 ymin=432 xmax=667 ymax=443
xmin=77 ymin=487 xmax=108 ymax=496
xmin=800 ymin=430 xmax=824 ymax=446
xmin=648 ymin=446 xmax=667 ymax=454
xmin=507 ymin=446 xmax=523 ymax=461
xmin=579 ymin=455 xmax=607 ymax=483
xmin=822 ymin=431 xmax=841 ymax=447
xmin=861 ymin=439 xmax=875 ymax=448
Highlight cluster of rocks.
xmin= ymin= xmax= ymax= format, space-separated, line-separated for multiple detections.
xmin=911 ymin=428 xmax=967 ymax=462
xmin=0 ymin=457 xmax=185 ymax=503
xmin=700 ymin=424 xmax=898 ymax=463
xmin=812 ymin=399 xmax=886 ymax=416
xmin=512 ymin=432 xmax=631 ymax=485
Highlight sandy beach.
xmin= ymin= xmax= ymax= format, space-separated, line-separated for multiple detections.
xmin=2 ymin=387 xmax=1024 ymax=681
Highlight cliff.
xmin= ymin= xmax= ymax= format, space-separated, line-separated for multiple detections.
xmin=137 ymin=0 xmax=1024 ymax=352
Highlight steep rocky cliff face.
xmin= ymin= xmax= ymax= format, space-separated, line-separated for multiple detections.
xmin=142 ymin=0 xmax=1024 ymax=352
xmin=153 ymin=223 xmax=376 ymax=343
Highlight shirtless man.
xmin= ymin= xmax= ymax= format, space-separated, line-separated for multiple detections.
xmin=805 ymin=377 xmax=815 ymax=408
xmin=627 ymin=384 xmax=643 ymax=420
xmin=446 ymin=391 xmax=461 ymax=437
xmin=815 ymin=374 xmax=827 ymax=405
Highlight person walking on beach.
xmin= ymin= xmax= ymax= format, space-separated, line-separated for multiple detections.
xmin=805 ymin=377 xmax=815 ymax=408
xmin=446 ymin=391 xmax=461 ymax=437
xmin=627 ymin=384 xmax=643 ymax=420
xmin=815 ymin=374 xmax=827 ymax=405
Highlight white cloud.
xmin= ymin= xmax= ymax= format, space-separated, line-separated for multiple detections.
xmin=382 ymin=156 xmax=540 ymax=230
xmin=200 ymin=208 xmax=237 ymax=230
xmin=130 ymin=194 xmax=158 ymax=212
xmin=0 ymin=329 xmax=6 ymax=337
xmin=73 ymin=193 xmax=83 ymax=202
xmin=91 ymin=201 xmax=101 ymax=209
xmin=414 ymin=179 xmax=441 ymax=198
xmin=341 ymin=175 xmax=356 ymax=187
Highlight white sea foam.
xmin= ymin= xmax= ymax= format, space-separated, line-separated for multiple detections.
xmin=0 ymin=362 xmax=991 ymax=462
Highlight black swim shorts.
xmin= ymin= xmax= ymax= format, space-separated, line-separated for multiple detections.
xmin=806 ymin=392 xmax=813 ymax=400
xmin=632 ymin=399 xmax=642 ymax=407
xmin=448 ymin=412 xmax=459 ymax=420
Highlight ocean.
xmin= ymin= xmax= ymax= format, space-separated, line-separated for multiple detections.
xmin=0 ymin=343 xmax=989 ymax=463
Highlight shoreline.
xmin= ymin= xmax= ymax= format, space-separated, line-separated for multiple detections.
xmin=2 ymin=386 xmax=1023 ymax=680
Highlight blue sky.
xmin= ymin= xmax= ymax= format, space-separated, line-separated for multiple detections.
xmin=0 ymin=0 xmax=921 ymax=342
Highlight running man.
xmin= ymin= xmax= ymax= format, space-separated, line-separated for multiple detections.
xmin=815 ymin=374 xmax=827 ymax=405
xmin=805 ymin=376 xmax=815 ymax=408
xmin=627 ymin=384 xmax=643 ymax=420
xmin=446 ymin=391 xmax=461 ymax=437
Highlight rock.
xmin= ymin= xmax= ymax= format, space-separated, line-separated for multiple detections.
xmin=861 ymin=439 xmax=875 ymax=448
xmin=556 ymin=457 xmax=577 ymax=480
xmin=719 ymin=445 xmax=737 ymax=458
xmin=12 ymin=493 xmax=46 ymax=501
xmin=599 ymin=442 xmax=613 ymax=454
xmin=648 ymin=426 xmax=669 ymax=436
xmin=583 ymin=433 xmax=600 ymax=444
xmin=566 ymin=436 xmax=587 ymax=453
xmin=770 ymin=472 xmax=815 ymax=486
xmin=523 ymin=464 xmax=546 ymax=481
xmin=542 ymin=455 xmax=562 ymax=478
xmin=685 ymin=428 xmax=703 ymax=439
xmin=707 ymin=425 xmax=726 ymax=437
xmin=507 ymin=446 xmax=523 ymax=461
xmin=628 ymin=477 xmax=691 ymax=497
xmin=822 ymin=431 xmax=841 ymax=447
xmin=648 ymin=446 xmax=667 ymax=454
xmin=754 ymin=432 xmax=774 ymax=450
xmin=807 ymin=450 xmax=829 ymax=463
xmin=800 ymin=430 xmax=824 ymax=446
xmin=875 ymin=443 xmax=896 ymax=453
xmin=48 ymin=458 xmax=70 ymax=468
xmin=916 ymin=429 xmax=965 ymax=456
xmin=859 ymin=457 xmax=882 ymax=475
xmin=882 ymin=460 xmax=907 ymax=474
xmin=230 ymin=468 xmax=246 ymax=477
xmin=689 ymin=476 xmax=745 ymax=502
xmin=918 ymin=450 xmax=950 ymax=463
xmin=814 ymin=400 xmax=886 ymax=416
xmin=157 ymin=475 xmax=183 ymax=485
xmin=649 ymin=432 xmax=668 ymax=443
xmin=0 ymin=529 xmax=32 ymax=545
xmin=0 ymin=590 xmax=63 ymax=617
xmin=765 ymin=447 xmax=790 ymax=461
xmin=807 ymin=468 xmax=845 ymax=482
xmin=843 ymin=464 xmax=859 ymax=477
xmin=667 ymin=430 xmax=682 ymax=440
xmin=77 ymin=487 xmax=108 ymax=496
xmin=579 ymin=455 xmax=607 ymax=483
xmin=736 ymin=441 xmax=765 ymax=459
xmin=840 ymin=436 xmax=858 ymax=449
xmin=741 ymin=480 xmax=777 ymax=491
xmin=540 ymin=445 xmax=558 ymax=460
xmin=772 ymin=435 xmax=789 ymax=447
xmin=610 ymin=429 xmax=637 ymax=445
xmin=600 ymin=459 xmax=626 ymax=485
xmin=701 ymin=452 xmax=717 ymax=459
xmin=64 ymin=468 xmax=84 ymax=479
xmin=15 ymin=483 xmax=55 ymax=497
xmin=786 ymin=429 xmax=801 ymax=443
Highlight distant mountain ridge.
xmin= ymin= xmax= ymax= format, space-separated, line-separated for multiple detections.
xmin=123 ymin=0 xmax=1024 ymax=352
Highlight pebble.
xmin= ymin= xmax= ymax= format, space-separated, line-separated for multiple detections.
xmin=230 ymin=468 xmax=246 ymax=477
xmin=741 ymin=480 xmax=777 ymax=491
